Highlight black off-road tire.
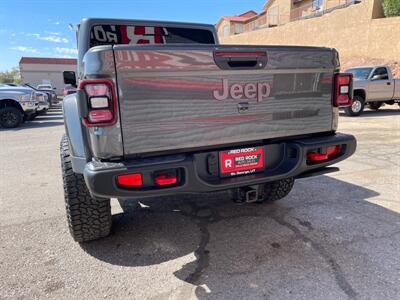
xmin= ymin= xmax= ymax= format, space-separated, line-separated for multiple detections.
xmin=0 ymin=107 xmax=23 ymax=128
xmin=344 ymin=95 xmax=365 ymax=116
xmin=60 ymin=134 xmax=111 ymax=242
xmin=367 ymin=102 xmax=383 ymax=110
xmin=258 ymin=178 xmax=295 ymax=203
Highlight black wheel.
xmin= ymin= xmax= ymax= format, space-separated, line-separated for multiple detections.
xmin=0 ymin=107 xmax=23 ymax=128
xmin=367 ymin=102 xmax=383 ymax=110
xmin=257 ymin=178 xmax=295 ymax=203
xmin=344 ymin=95 xmax=365 ymax=116
xmin=60 ymin=134 xmax=111 ymax=242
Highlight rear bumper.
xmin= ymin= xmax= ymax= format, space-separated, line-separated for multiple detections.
xmin=83 ymin=133 xmax=356 ymax=199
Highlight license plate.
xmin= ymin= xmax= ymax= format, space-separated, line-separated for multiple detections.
xmin=219 ymin=147 xmax=264 ymax=177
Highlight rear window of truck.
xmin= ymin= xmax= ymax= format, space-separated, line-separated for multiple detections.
xmin=90 ymin=24 xmax=215 ymax=48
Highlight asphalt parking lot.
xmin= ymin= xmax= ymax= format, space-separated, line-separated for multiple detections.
xmin=1 ymin=105 xmax=399 ymax=299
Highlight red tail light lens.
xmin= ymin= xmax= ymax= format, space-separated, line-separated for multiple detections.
xmin=154 ymin=172 xmax=178 ymax=186
xmin=334 ymin=73 xmax=353 ymax=107
xmin=326 ymin=145 xmax=341 ymax=157
xmin=84 ymin=84 xmax=110 ymax=97
xmin=307 ymin=152 xmax=328 ymax=162
xmin=79 ymin=79 xmax=117 ymax=127
xmin=88 ymin=109 xmax=113 ymax=123
xmin=307 ymin=145 xmax=342 ymax=163
xmin=116 ymin=173 xmax=142 ymax=188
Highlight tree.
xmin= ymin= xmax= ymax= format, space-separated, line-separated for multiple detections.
xmin=383 ymin=0 xmax=400 ymax=17
xmin=0 ymin=67 xmax=22 ymax=84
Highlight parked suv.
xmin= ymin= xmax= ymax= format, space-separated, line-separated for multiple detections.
xmin=61 ymin=18 xmax=356 ymax=242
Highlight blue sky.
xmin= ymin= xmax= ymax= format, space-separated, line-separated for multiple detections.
xmin=0 ymin=0 xmax=265 ymax=71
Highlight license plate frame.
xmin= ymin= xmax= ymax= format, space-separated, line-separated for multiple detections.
xmin=219 ymin=146 xmax=265 ymax=177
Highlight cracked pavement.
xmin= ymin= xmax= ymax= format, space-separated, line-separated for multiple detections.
xmin=1 ymin=106 xmax=399 ymax=299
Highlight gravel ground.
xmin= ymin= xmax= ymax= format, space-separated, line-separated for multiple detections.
xmin=0 ymin=105 xmax=399 ymax=299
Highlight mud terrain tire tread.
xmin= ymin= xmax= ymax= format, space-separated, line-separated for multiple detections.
xmin=60 ymin=134 xmax=111 ymax=242
xmin=259 ymin=178 xmax=295 ymax=203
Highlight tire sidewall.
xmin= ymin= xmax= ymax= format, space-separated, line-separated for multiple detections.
xmin=0 ymin=107 xmax=23 ymax=128
xmin=345 ymin=96 xmax=365 ymax=116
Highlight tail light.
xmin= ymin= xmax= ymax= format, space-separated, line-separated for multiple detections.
xmin=333 ymin=73 xmax=353 ymax=107
xmin=307 ymin=145 xmax=342 ymax=163
xmin=116 ymin=173 xmax=142 ymax=188
xmin=79 ymin=79 xmax=117 ymax=127
xmin=116 ymin=169 xmax=180 ymax=189
xmin=154 ymin=170 xmax=178 ymax=186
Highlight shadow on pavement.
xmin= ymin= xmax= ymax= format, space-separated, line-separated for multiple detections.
xmin=81 ymin=175 xmax=400 ymax=298
xmin=340 ymin=108 xmax=400 ymax=118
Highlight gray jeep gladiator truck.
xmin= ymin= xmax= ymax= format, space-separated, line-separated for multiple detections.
xmin=344 ymin=65 xmax=400 ymax=116
xmin=61 ymin=18 xmax=357 ymax=242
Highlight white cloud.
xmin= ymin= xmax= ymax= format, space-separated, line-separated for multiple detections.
xmin=45 ymin=31 xmax=61 ymax=36
xmin=11 ymin=46 xmax=40 ymax=54
xmin=26 ymin=32 xmax=68 ymax=43
xmin=41 ymin=36 xmax=69 ymax=43
xmin=54 ymin=21 xmax=60 ymax=25
xmin=54 ymin=47 xmax=78 ymax=56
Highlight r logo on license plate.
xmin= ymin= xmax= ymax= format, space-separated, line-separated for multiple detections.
xmin=219 ymin=147 xmax=264 ymax=177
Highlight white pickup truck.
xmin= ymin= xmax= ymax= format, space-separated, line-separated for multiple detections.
xmin=344 ymin=65 xmax=400 ymax=116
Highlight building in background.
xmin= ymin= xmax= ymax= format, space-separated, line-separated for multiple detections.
xmin=19 ymin=57 xmax=77 ymax=95
xmin=218 ymin=0 xmax=399 ymax=77
xmin=216 ymin=10 xmax=264 ymax=37
xmin=216 ymin=0 xmax=362 ymax=37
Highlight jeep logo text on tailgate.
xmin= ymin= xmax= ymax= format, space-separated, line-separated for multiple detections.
xmin=213 ymin=79 xmax=271 ymax=102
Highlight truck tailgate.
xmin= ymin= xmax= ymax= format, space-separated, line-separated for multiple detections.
xmin=113 ymin=45 xmax=337 ymax=156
